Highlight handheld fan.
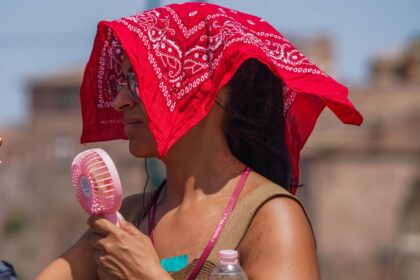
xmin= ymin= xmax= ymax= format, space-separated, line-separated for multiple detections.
xmin=71 ymin=148 xmax=123 ymax=226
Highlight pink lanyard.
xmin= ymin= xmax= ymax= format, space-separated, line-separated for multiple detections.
xmin=148 ymin=167 xmax=251 ymax=280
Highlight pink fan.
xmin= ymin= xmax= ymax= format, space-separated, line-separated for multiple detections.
xmin=71 ymin=148 xmax=123 ymax=226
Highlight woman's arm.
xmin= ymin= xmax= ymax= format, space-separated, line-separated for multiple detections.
xmin=35 ymin=229 xmax=97 ymax=280
xmin=35 ymin=193 xmax=142 ymax=280
xmin=240 ymin=197 xmax=320 ymax=279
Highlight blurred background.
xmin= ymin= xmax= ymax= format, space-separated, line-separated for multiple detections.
xmin=0 ymin=0 xmax=419 ymax=279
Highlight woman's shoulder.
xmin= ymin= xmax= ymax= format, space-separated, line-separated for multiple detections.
xmin=234 ymin=172 xmax=308 ymax=233
xmin=119 ymin=189 xmax=158 ymax=224
xmin=237 ymin=182 xmax=319 ymax=278
xmin=243 ymin=171 xmax=293 ymax=199
xmin=240 ymin=179 xmax=313 ymax=242
xmin=235 ymin=174 xmax=307 ymax=231
xmin=243 ymin=183 xmax=310 ymax=232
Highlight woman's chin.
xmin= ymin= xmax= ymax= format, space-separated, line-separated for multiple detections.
xmin=128 ymin=138 xmax=158 ymax=158
xmin=128 ymin=139 xmax=145 ymax=157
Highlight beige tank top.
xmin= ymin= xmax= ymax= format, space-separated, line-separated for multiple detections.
xmin=122 ymin=183 xmax=312 ymax=280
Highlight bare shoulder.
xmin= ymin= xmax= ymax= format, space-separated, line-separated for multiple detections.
xmin=120 ymin=193 xmax=144 ymax=214
xmin=119 ymin=190 xmax=158 ymax=227
xmin=239 ymin=189 xmax=320 ymax=279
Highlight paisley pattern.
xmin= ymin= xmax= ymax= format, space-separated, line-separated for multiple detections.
xmin=80 ymin=2 xmax=363 ymax=194
xmin=97 ymin=4 xmax=321 ymax=111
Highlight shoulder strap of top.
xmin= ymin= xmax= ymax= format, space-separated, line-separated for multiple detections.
xmin=207 ymin=183 xmax=314 ymax=264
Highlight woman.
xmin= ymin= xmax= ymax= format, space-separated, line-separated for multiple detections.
xmin=37 ymin=2 xmax=362 ymax=279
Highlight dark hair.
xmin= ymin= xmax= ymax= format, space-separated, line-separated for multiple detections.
xmin=138 ymin=59 xmax=293 ymax=225
xmin=224 ymin=59 xmax=293 ymax=191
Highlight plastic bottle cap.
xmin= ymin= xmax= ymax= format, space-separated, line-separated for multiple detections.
xmin=218 ymin=250 xmax=239 ymax=265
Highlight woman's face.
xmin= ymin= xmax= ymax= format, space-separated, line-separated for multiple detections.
xmin=112 ymin=55 xmax=159 ymax=158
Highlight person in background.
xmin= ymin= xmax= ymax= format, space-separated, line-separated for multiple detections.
xmin=36 ymin=2 xmax=362 ymax=279
xmin=0 ymin=260 xmax=17 ymax=280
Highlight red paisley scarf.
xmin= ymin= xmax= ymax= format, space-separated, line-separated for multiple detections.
xmin=80 ymin=2 xmax=363 ymax=194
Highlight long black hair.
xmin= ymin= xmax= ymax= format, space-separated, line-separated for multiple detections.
xmin=223 ymin=58 xmax=293 ymax=191
xmin=138 ymin=59 xmax=293 ymax=225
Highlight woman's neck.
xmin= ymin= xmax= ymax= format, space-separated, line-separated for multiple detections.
xmin=161 ymin=119 xmax=245 ymax=210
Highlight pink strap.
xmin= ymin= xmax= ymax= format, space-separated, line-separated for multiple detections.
xmin=187 ymin=167 xmax=251 ymax=279
xmin=148 ymin=167 xmax=251 ymax=279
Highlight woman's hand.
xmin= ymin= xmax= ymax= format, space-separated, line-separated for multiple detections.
xmin=87 ymin=215 xmax=171 ymax=280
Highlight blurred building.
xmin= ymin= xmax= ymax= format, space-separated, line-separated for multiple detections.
xmin=0 ymin=36 xmax=419 ymax=279
xmin=0 ymin=68 xmax=164 ymax=277
xmin=296 ymin=34 xmax=338 ymax=80
xmin=299 ymin=36 xmax=420 ymax=280
xmin=372 ymin=38 xmax=420 ymax=86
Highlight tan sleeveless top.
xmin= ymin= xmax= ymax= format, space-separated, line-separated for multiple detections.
xmin=121 ymin=183 xmax=312 ymax=280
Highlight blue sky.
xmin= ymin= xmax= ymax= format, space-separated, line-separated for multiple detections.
xmin=0 ymin=0 xmax=419 ymax=126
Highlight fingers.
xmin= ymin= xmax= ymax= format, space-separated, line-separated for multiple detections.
xmin=93 ymin=248 xmax=108 ymax=266
xmin=119 ymin=220 xmax=152 ymax=242
xmin=119 ymin=220 xmax=139 ymax=235
xmin=88 ymin=215 xmax=119 ymax=236
xmin=88 ymin=231 xmax=105 ymax=250
xmin=94 ymin=249 xmax=103 ymax=263
xmin=88 ymin=230 xmax=116 ymax=263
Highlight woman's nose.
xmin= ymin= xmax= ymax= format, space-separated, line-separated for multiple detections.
xmin=112 ymin=87 xmax=136 ymax=111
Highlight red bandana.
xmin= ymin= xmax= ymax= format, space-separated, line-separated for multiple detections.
xmin=80 ymin=2 xmax=363 ymax=194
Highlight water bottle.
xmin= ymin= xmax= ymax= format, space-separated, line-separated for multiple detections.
xmin=209 ymin=250 xmax=248 ymax=280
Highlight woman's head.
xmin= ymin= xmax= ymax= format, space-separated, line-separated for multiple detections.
xmin=112 ymin=53 xmax=229 ymax=162
xmin=112 ymin=54 xmax=158 ymax=158
xmin=79 ymin=2 xmax=362 ymax=193
xmin=115 ymin=54 xmax=292 ymax=190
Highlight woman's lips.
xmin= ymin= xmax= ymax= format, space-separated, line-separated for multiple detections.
xmin=124 ymin=120 xmax=142 ymax=126
xmin=124 ymin=120 xmax=142 ymax=138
